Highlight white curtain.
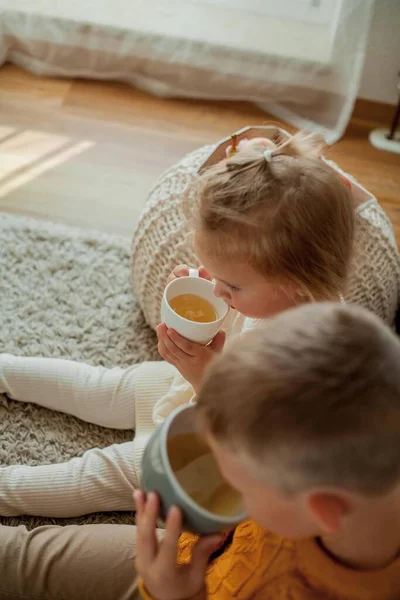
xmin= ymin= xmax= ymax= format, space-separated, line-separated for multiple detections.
xmin=0 ymin=0 xmax=374 ymax=142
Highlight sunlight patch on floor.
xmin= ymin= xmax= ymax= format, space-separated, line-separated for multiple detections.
xmin=0 ymin=132 xmax=94 ymax=199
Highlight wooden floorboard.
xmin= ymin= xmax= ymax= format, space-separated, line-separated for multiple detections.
xmin=0 ymin=64 xmax=399 ymax=240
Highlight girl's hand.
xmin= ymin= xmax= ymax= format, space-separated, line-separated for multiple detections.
xmin=156 ymin=325 xmax=225 ymax=392
xmin=135 ymin=491 xmax=220 ymax=600
xmin=166 ymin=265 xmax=212 ymax=286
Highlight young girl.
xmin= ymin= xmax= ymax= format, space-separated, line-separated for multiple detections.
xmin=0 ymin=131 xmax=399 ymax=518
xmin=132 ymin=128 xmax=399 ymax=331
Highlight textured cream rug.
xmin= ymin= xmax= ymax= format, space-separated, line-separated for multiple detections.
xmin=0 ymin=212 xmax=159 ymax=529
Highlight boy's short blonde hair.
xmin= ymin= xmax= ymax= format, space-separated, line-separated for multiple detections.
xmin=196 ymin=303 xmax=400 ymax=496
xmin=188 ymin=132 xmax=354 ymax=300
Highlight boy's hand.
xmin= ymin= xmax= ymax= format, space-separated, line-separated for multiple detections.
xmin=156 ymin=325 xmax=225 ymax=392
xmin=166 ymin=265 xmax=212 ymax=286
xmin=135 ymin=491 xmax=220 ymax=600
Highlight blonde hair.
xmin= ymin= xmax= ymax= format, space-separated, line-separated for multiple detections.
xmin=188 ymin=131 xmax=354 ymax=300
xmin=196 ymin=303 xmax=400 ymax=496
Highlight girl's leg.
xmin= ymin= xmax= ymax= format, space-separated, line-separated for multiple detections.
xmin=0 ymin=521 xmax=162 ymax=600
xmin=0 ymin=355 xmax=178 ymax=517
xmin=0 ymin=353 xmax=139 ymax=429
xmin=0 ymin=441 xmax=138 ymax=517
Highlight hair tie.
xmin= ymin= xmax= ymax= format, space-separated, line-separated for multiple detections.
xmin=264 ymin=149 xmax=274 ymax=163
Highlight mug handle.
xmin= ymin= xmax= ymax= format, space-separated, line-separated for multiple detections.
xmin=189 ymin=268 xmax=199 ymax=278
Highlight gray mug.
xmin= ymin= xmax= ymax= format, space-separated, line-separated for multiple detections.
xmin=141 ymin=404 xmax=247 ymax=535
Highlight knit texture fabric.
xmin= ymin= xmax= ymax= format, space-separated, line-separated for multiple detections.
xmin=0 ymin=213 xmax=160 ymax=529
xmin=131 ymin=145 xmax=400 ymax=331
xmin=177 ymin=521 xmax=400 ymax=600
xmin=131 ymin=145 xmax=214 ymax=330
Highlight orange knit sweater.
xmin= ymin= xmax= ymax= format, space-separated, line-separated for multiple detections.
xmin=175 ymin=520 xmax=400 ymax=599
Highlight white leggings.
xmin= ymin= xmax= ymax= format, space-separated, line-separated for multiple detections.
xmin=0 ymin=354 xmax=165 ymax=518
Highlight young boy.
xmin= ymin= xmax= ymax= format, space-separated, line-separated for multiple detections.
xmin=135 ymin=302 xmax=400 ymax=600
xmin=1 ymin=302 xmax=400 ymax=600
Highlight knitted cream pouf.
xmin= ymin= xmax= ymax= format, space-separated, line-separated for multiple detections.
xmin=131 ymin=148 xmax=400 ymax=331
xmin=131 ymin=144 xmax=214 ymax=330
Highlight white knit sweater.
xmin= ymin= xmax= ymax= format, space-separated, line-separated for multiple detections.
xmin=131 ymin=144 xmax=400 ymax=331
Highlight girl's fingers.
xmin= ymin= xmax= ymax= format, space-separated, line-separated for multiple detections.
xmin=157 ymin=328 xmax=181 ymax=364
xmin=163 ymin=331 xmax=193 ymax=360
xmin=156 ymin=323 xmax=167 ymax=339
xmin=198 ymin=266 xmax=212 ymax=282
xmin=167 ymin=330 xmax=197 ymax=356
xmin=158 ymin=340 xmax=182 ymax=368
xmin=157 ymin=339 xmax=176 ymax=365
xmin=160 ymin=325 xmax=201 ymax=358
xmin=166 ymin=264 xmax=189 ymax=285
xmin=158 ymin=326 xmax=193 ymax=361
xmin=136 ymin=492 xmax=160 ymax=565
xmin=173 ymin=264 xmax=190 ymax=278
xmin=158 ymin=505 xmax=183 ymax=570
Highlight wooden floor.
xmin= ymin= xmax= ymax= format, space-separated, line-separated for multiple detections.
xmin=0 ymin=64 xmax=399 ymax=240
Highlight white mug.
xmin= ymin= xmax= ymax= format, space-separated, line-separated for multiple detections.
xmin=161 ymin=269 xmax=229 ymax=345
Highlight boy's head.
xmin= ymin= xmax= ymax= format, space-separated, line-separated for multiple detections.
xmin=196 ymin=303 xmax=400 ymax=538
xmin=187 ymin=131 xmax=354 ymax=318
